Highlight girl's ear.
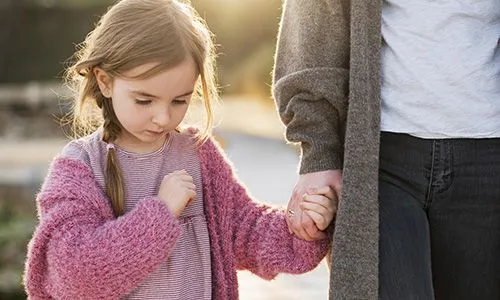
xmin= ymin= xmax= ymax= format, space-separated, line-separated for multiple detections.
xmin=94 ymin=67 xmax=113 ymax=98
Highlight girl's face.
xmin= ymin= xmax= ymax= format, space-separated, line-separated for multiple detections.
xmin=95 ymin=58 xmax=198 ymax=153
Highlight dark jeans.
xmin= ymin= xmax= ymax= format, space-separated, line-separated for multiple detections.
xmin=379 ymin=132 xmax=500 ymax=300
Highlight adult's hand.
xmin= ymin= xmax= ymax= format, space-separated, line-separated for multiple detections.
xmin=286 ymin=169 xmax=342 ymax=241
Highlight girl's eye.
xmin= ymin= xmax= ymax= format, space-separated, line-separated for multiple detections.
xmin=172 ymin=99 xmax=187 ymax=105
xmin=135 ymin=99 xmax=152 ymax=105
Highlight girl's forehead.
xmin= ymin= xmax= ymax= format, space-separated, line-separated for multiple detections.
xmin=117 ymin=59 xmax=198 ymax=95
xmin=120 ymin=58 xmax=197 ymax=80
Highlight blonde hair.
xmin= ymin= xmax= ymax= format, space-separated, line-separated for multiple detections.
xmin=64 ymin=0 xmax=218 ymax=217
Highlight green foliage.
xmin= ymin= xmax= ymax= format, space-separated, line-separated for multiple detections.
xmin=0 ymin=185 xmax=38 ymax=298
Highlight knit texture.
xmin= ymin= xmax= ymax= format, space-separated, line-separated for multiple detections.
xmin=62 ymin=129 xmax=213 ymax=299
xmin=24 ymin=158 xmax=182 ymax=299
xmin=273 ymin=0 xmax=381 ymax=299
xmin=24 ymin=135 xmax=330 ymax=299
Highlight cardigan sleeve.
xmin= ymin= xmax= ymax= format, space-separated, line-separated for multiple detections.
xmin=272 ymin=0 xmax=351 ymax=174
xmin=201 ymin=138 xmax=331 ymax=280
xmin=24 ymin=158 xmax=182 ymax=300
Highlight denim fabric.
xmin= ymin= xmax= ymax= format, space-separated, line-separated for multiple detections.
xmin=378 ymin=132 xmax=500 ymax=300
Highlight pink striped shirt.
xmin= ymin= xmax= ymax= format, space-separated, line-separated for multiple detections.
xmin=62 ymin=128 xmax=211 ymax=299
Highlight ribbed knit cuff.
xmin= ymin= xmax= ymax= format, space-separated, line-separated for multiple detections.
xmin=299 ymin=142 xmax=343 ymax=174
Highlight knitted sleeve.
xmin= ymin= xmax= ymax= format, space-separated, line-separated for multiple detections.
xmin=24 ymin=158 xmax=181 ymax=300
xmin=200 ymin=138 xmax=331 ymax=280
xmin=272 ymin=0 xmax=351 ymax=174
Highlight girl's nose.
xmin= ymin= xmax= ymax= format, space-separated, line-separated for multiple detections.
xmin=152 ymin=109 xmax=169 ymax=127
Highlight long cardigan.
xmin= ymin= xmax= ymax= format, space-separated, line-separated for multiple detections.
xmin=273 ymin=0 xmax=381 ymax=299
xmin=24 ymin=137 xmax=330 ymax=299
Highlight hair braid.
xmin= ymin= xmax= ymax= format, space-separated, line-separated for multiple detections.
xmin=98 ymin=96 xmax=125 ymax=217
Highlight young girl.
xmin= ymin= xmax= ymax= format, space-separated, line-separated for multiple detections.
xmin=23 ymin=0 xmax=336 ymax=299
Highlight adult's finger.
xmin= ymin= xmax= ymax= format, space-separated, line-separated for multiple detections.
xmin=285 ymin=197 xmax=298 ymax=234
xmin=287 ymin=203 xmax=314 ymax=241
xmin=292 ymin=211 xmax=316 ymax=241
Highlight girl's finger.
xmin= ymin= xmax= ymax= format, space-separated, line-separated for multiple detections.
xmin=305 ymin=196 xmax=338 ymax=216
xmin=304 ymin=209 xmax=330 ymax=231
xmin=185 ymin=190 xmax=196 ymax=204
xmin=300 ymin=201 xmax=329 ymax=217
xmin=307 ymin=186 xmax=336 ymax=201
xmin=303 ymin=194 xmax=332 ymax=211
xmin=180 ymin=181 xmax=196 ymax=190
xmin=175 ymin=174 xmax=193 ymax=181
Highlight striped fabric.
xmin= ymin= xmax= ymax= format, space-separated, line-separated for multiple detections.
xmin=62 ymin=128 xmax=212 ymax=299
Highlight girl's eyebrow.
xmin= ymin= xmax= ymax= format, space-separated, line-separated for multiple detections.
xmin=174 ymin=90 xmax=194 ymax=98
xmin=131 ymin=90 xmax=194 ymax=99
xmin=131 ymin=90 xmax=159 ymax=99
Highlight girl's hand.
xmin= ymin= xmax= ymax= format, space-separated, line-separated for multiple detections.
xmin=158 ymin=170 xmax=196 ymax=218
xmin=300 ymin=186 xmax=338 ymax=231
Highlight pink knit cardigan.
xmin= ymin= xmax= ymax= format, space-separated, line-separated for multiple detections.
xmin=24 ymin=137 xmax=331 ymax=299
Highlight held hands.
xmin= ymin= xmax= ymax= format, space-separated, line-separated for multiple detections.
xmin=286 ymin=169 xmax=342 ymax=241
xmin=300 ymin=186 xmax=336 ymax=231
xmin=158 ymin=170 xmax=196 ymax=218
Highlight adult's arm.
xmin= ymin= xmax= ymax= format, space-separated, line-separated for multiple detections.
xmin=272 ymin=0 xmax=350 ymax=240
xmin=272 ymin=0 xmax=351 ymax=174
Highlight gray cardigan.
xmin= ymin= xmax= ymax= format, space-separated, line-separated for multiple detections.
xmin=273 ymin=1 xmax=381 ymax=299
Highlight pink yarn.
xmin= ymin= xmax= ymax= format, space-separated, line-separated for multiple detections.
xmin=24 ymin=136 xmax=331 ymax=299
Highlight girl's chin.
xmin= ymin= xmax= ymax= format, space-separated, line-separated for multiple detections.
xmin=147 ymin=131 xmax=169 ymax=143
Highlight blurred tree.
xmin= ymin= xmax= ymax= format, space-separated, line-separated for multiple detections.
xmin=0 ymin=0 xmax=282 ymax=97
xmin=0 ymin=3 xmax=105 ymax=83
xmin=0 ymin=0 xmax=17 ymax=81
xmin=18 ymin=0 xmax=107 ymax=8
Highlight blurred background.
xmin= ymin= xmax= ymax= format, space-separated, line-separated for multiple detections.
xmin=0 ymin=0 xmax=330 ymax=299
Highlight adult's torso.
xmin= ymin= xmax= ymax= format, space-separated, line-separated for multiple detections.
xmin=380 ymin=0 xmax=500 ymax=138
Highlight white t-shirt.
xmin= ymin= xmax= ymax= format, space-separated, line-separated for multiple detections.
xmin=380 ymin=0 xmax=500 ymax=138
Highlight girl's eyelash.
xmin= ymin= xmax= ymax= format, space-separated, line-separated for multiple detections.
xmin=134 ymin=99 xmax=187 ymax=105
xmin=135 ymin=99 xmax=152 ymax=105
